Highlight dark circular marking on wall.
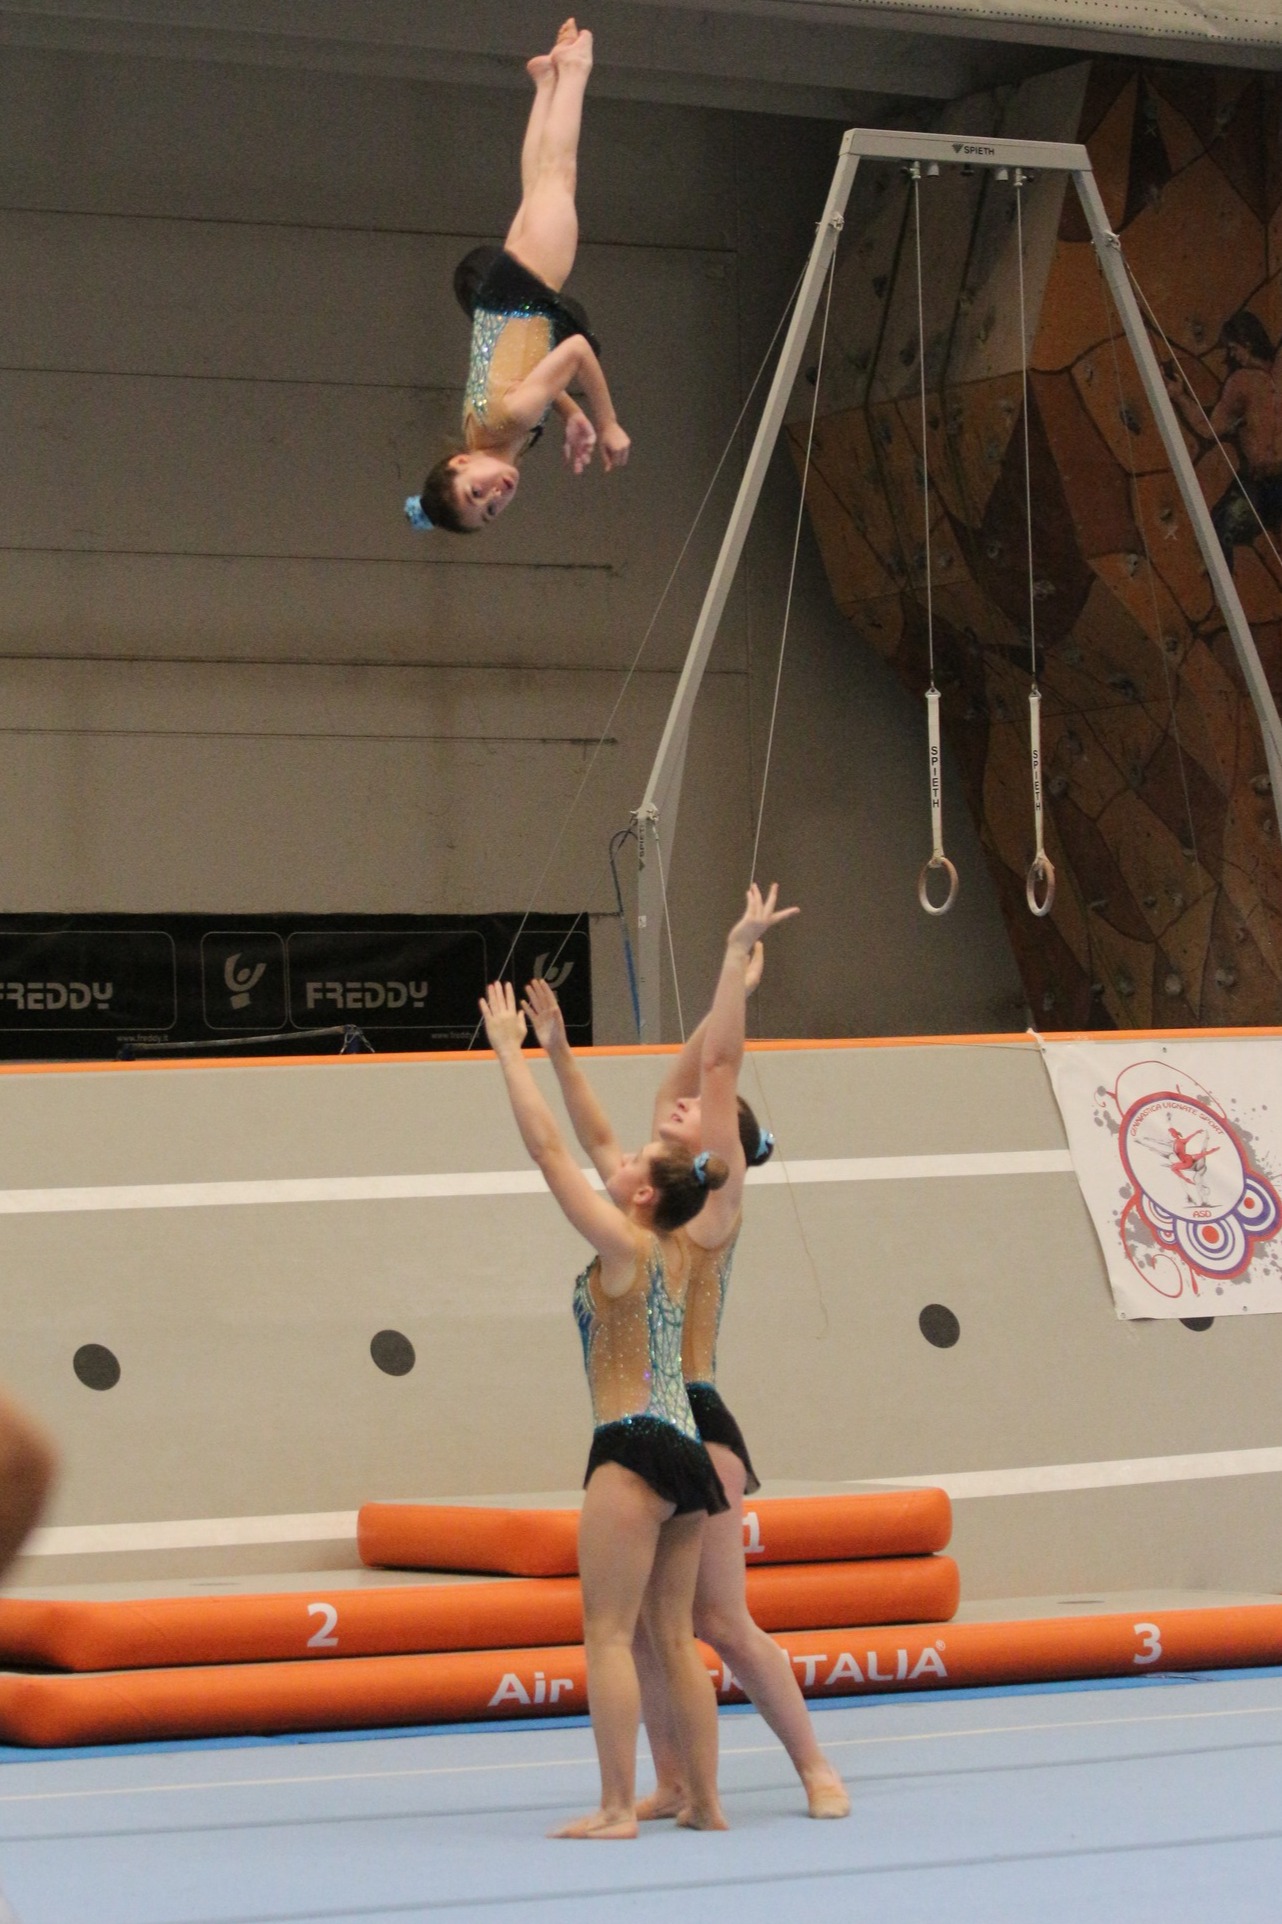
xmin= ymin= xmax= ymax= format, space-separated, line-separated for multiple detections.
xmin=370 ymin=1329 xmax=416 ymax=1376
xmin=73 ymin=1343 xmax=121 ymax=1391
xmin=918 ymin=1304 xmax=960 ymax=1349
xmin=1180 ymin=1316 xmax=1214 ymax=1332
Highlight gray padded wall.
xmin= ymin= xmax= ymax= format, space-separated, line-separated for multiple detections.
xmin=6 ymin=1041 xmax=1281 ymax=1600
xmin=0 ymin=41 xmax=1022 ymax=1042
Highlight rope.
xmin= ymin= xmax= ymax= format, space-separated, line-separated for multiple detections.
xmin=1110 ymin=257 xmax=1282 ymax=989
xmin=910 ymin=164 xmax=958 ymax=917
xmin=748 ymin=243 xmax=840 ymax=887
xmin=1095 ymin=256 xmax=1203 ymax=878
xmin=1014 ymin=170 xmax=1055 ymax=918
xmin=1127 ymin=264 xmax=1282 ymax=578
xmin=465 ymin=252 xmax=815 ymax=1046
xmin=651 ymin=823 xmax=686 ymax=1043
xmin=607 ymin=826 xmax=642 ymax=1037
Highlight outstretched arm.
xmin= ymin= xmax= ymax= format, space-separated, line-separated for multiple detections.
xmin=523 ymin=978 xmax=622 ymax=1182
xmin=650 ymin=942 xmax=763 ymax=1138
xmin=501 ymin=337 xmax=631 ymax=469
xmin=694 ymin=887 xmax=798 ymax=1239
xmin=481 ymin=982 xmax=633 ymax=1265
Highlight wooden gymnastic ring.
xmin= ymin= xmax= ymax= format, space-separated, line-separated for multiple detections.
xmin=1026 ymin=854 xmax=1056 ymax=918
xmin=917 ymin=854 xmax=959 ymax=917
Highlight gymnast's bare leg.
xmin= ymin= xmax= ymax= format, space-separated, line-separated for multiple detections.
xmin=635 ymin=1441 xmax=849 ymax=1820
xmin=554 ymin=1465 xmax=725 ymax=1838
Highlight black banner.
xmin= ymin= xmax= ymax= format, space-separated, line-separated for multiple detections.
xmin=0 ymin=915 xmax=591 ymax=1060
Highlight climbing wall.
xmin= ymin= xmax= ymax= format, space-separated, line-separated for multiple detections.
xmin=793 ymin=64 xmax=1282 ymax=1028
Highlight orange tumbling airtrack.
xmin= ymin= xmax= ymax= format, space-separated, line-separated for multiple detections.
xmin=2 ymin=1605 xmax=1280 ymax=1747
xmin=357 ymin=1488 xmax=952 ymax=1576
xmin=0 ymin=1558 xmax=959 ymax=1671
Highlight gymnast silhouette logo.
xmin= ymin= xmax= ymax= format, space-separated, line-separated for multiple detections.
xmin=531 ymin=953 xmax=574 ymax=990
xmin=1110 ymin=1061 xmax=1281 ymax=1297
xmin=224 ymin=953 xmax=267 ymax=1011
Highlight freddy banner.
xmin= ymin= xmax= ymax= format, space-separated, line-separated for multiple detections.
xmin=0 ymin=914 xmax=591 ymax=1060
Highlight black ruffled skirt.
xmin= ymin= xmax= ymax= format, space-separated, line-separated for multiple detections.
xmin=584 ymin=1415 xmax=729 ymax=1516
xmin=453 ymin=245 xmax=601 ymax=356
xmin=687 ymin=1381 xmax=761 ymax=1495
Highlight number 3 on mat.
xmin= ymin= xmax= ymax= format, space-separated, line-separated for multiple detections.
xmin=307 ymin=1601 xmax=339 ymax=1649
xmin=1133 ymin=1621 xmax=1162 ymax=1666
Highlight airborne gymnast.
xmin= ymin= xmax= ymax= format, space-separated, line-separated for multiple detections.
xmin=524 ymin=885 xmax=850 ymax=1820
xmin=405 ymin=20 xmax=629 ymax=536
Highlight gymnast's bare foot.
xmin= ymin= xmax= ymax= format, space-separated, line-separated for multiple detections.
xmin=553 ymin=24 xmax=593 ymax=72
xmin=635 ymin=1784 xmax=686 ymax=1821
xmin=555 ymin=17 xmax=579 ymax=45
xmin=677 ymin=1798 xmax=729 ymax=1831
xmin=803 ymin=1763 xmax=851 ymax=1819
xmin=550 ymin=1806 xmax=638 ymax=1839
xmin=526 ymin=52 xmax=554 ymax=84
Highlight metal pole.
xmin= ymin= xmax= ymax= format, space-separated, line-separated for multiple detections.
xmin=1073 ymin=166 xmax=1282 ymax=835
xmin=634 ymin=134 xmax=862 ymax=1039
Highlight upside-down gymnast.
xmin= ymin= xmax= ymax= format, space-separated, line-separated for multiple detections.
xmin=481 ymin=978 xmax=727 ymax=1839
xmin=524 ymin=885 xmax=849 ymax=1820
xmin=405 ymin=19 xmax=629 ymax=536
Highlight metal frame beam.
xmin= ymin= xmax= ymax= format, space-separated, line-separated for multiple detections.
xmin=633 ymin=125 xmax=1282 ymax=1039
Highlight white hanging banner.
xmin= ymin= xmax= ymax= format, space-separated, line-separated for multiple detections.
xmin=1039 ymin=1036 xmax=1282 ymax=1319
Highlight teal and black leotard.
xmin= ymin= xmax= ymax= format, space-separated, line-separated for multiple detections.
xmin=453 ymin=246 xmax=600 ymax=451
xmin=573 ymin=1232 xmax=728 ymax=1516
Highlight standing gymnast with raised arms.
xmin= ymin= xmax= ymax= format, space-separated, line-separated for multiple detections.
xmin=524 ymin=885 xmax=849 ymax=1820
xmin=481 ymin=978 xmax=726 ymax=1839
xmin=406 ymin=20 xmax=629 ymax=536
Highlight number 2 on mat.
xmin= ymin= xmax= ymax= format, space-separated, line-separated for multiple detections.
xmin=306 ymin=1601 xmax=339 ymax=1649
xmin=1133 ymin=1621 xmax=1162 ymax=1666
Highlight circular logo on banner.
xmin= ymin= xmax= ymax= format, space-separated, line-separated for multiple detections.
xmin=1119 ymin=1093 xmax=1280 ymax=1282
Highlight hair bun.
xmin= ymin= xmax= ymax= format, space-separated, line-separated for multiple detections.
xmin=701 ymin=1152 xmax=729 ymax=1193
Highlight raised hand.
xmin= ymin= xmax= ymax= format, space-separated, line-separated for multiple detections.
xmin=562 ymin=409 xmax=597 ymax=475
xmin=522 ymin=977 xmax=568 ymax=1053
xmin=599 ymin=422 xmax=631 ymax=471
xmin=479 ymin=979 xmax=527 ymax=1055
xmin=728 ymin=882 xmax=799 ymax=957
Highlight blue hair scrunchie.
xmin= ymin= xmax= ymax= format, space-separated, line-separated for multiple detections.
xmin=693 ymin=1150 xmax=711 ymax=1185
xmin=757 ymin=1127 xmax=775 ymax=1162
xmin=404 ymin=495 xmax=434 ymax=532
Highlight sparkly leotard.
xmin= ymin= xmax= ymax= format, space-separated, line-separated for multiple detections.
xmin=573 ymin=1233 xmax=728 ymax=1515
xmin=452 ymin=246 xmax=599 ymax=456
xmin=677 ymin=1216 xmax=760 ymax=1493
xmin=463 ymin=308 xmax=555 ymax=447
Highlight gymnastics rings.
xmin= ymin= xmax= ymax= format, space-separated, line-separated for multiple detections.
xmin=1026 ymin=853 xmax=1056 ymax=918
xmin=918 ymin=852 xmax=960 ymax=917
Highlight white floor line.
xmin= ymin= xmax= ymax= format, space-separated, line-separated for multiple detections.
xmin=3 ymin=1695 xmax=1279 ymax=1806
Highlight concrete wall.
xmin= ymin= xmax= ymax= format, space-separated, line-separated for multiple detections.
xmin=8 ymin=1042 xmax=1282 ymax=1600
xmin=0 ymin=41 xmax=1022 ymax=1042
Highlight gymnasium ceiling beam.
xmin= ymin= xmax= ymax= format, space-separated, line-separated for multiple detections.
xmin=5 ymin=0 xmax=1278 ymax=128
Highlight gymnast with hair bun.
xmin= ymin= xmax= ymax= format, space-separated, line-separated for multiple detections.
xmin=481 ymin=977 xmax=728 ymax=1839
xmin=524 ymin=882 xmax=850 ymax=1821
xmin=405 ymin=20 xmax=629 ymax=537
